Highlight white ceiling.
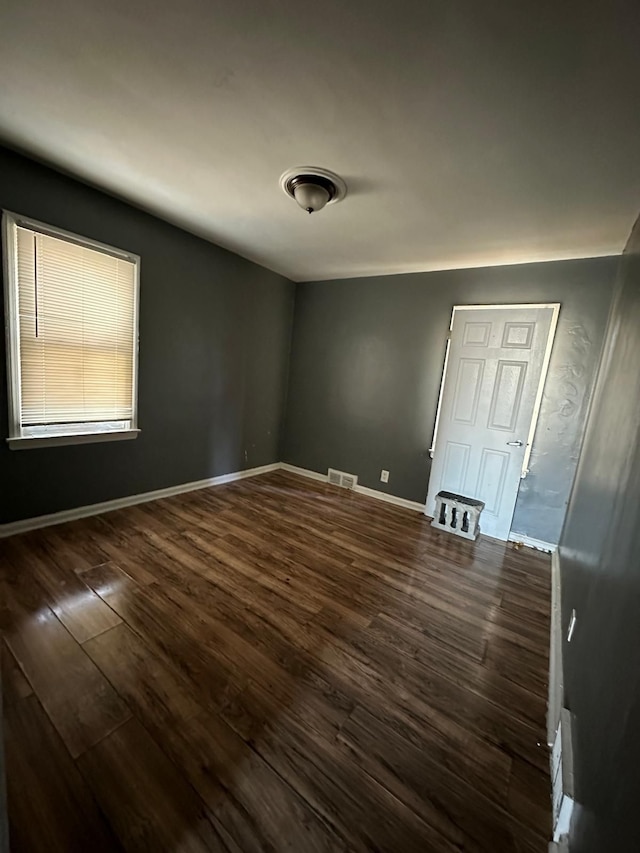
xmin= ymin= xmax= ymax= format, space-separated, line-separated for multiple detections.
xmin=1 ymin=0 xmax=639 ymax=281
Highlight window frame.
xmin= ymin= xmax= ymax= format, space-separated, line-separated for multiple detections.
xmin=2 ymin=210 xmax=141 ymax=450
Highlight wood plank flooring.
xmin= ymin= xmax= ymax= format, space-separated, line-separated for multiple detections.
xmin=0 ymin=470 xmax=552 ymax=852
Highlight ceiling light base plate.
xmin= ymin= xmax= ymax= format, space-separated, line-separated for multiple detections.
xmin=280 ymin=166 xmax=347 ymax=210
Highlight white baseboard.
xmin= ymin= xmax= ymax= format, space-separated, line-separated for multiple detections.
xmin=279 ymin=462 xmax=329 ymax=483
xmin=353 ymin=483 xmax=425 ymax=513
xmin=549 ymin=549 xmax=564 ymax=745
xmin=508 ymin=532 xmax=557 ymax=553
xmin=0 ymin=460 xmax=553 ymax=541
xmin=1 ymin=460 xmax=424 ymax=538
xmin=279 ymin=463 xmax=425 ymax=512
xmin=548 ymin=550 xmax=574 ymax=848
xmin=0 ymin=463 xmax=280 ymax=538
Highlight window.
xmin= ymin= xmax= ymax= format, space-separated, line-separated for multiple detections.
xmin=2 ymin=212 xmax=140 ymax=449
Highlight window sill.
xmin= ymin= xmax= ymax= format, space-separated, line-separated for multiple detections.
xmin=7 ymin=429 xmax=140 ymax=450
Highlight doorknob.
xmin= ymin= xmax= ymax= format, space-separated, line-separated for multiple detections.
xmin=506 ymin=440 xmax=523 ymax=446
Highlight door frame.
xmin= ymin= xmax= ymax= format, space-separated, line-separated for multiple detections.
xmin=427 ymin=302 xmax=561 ymax=528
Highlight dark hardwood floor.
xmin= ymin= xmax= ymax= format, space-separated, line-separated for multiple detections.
xmin=0 ymin=470 xmax=551 ymax=852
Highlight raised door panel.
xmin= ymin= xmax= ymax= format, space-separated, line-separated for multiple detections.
xmin=472 ymin=449 xmax=510 ymax=518
xmin=441 ymin=442 xmax=471 ymax=494
xmin=487 ymin=361 xmax=527 ymax=432
xmin=452 ymin=359 xmax=484 ymax=426
xmin=462 ymin=322 xmax=491 ymax=347
xmin=502 ymin=323 xmax=535 ymax=349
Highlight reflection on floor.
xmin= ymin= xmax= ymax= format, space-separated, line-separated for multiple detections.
xmin=1 ymin=470 xmax=551 ymax=851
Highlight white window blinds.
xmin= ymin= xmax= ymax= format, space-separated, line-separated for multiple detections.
xmin=6 ymin=217 xmax=139 ymax=440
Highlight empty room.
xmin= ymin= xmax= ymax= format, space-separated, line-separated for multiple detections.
xmin=1 ymin=1 xmax=640 ymax=851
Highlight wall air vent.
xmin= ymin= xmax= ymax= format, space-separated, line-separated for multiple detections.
xmin=551 ymin=708 xmax=575 ymax=844
xmin=327 ymin=468 xmax=358 ymax=490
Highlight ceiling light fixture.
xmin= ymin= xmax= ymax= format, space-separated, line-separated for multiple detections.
xmin=280 ymin=166 xmax=347 ymax=214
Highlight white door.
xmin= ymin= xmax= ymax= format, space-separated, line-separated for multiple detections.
xmin=426 ymin=304 xmax=559 ymax=541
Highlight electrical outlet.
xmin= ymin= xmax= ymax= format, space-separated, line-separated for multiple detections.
xmin=380 ymin=469 xmax=389 ymax=483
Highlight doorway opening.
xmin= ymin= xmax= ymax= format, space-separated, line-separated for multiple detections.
xmin=426 ymin=303 xmax=560 ymax=541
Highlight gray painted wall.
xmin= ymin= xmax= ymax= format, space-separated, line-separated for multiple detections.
xmin=559 ymin=217 xmax=640 ymax=852
xmin=283 ymin=258 xmax=617 ymax=544
xmin=0 ymin=147 xmax=295 ymax=524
